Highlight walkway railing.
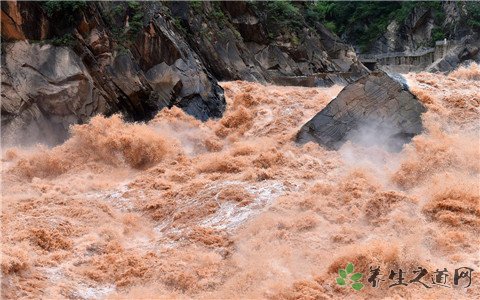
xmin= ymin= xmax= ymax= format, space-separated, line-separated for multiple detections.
xmin=358 ymin=48 xmax=435 ymax=60
xmin=358 ymin=39 xmax=458 ymax=62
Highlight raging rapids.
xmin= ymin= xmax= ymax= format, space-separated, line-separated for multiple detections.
xmin=1 ymin=64 xmax=479 ymax=299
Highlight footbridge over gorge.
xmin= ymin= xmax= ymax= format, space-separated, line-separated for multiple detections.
xmin=359 ymin=40 xmax=455 ymax=72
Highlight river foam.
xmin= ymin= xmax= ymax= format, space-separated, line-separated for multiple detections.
xmin=2 ymin=64 xmax=479 ymax=299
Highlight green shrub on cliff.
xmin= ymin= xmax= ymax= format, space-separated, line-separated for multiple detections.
xmin=305 ymin=1 xmax=334 ymax=25
xmin=263 ymin=0 xmax=302 ymax=38
xmin=266 ymin=0 xmax=300 ymax=21
xmin=431 ymin=28 xmax=446 ymax=43
xmin=41 ymin=1 xmax=86 ymax=18
xmin=189 ymin=0 xmax=202 ymax=13
xmin=466 ymin=2 xmax=480 ymax=29
xmin=49 ymin=34 xmax=76 ymax=47
xmin=303 ymin=1 xmax=455 ymax=52
xmin=323 ymin=21 xmax=336 ymax=33
xmin=127 ymin=1 xmax=144 ymax=35
xmin=39 ymin=1 xmax=87 ymax=45
xmin=212 ymin=3 xmax=228 ymax=27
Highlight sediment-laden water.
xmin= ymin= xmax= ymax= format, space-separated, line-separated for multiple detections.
xmin=1 ymin=64 xmax=479 ymax=299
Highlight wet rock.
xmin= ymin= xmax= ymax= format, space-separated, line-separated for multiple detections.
xmin=107 ymin=53 xmax=155 ymax=120
xmin=1 ymin=1 xmax=369 ymax=145
xmin=167 ymin=1 xmax=368 ymax=84
xmin=0 ymin=1 xmax=49 ymax=41
xmin=428 ymin=35 xmax=480 ymax=72
xmin=296 ymin=71 xmax=426 ymax=151
xmin=1 ymin=2 xmax=226 ymax=145
xmin=1 ymin=41 xmax=100 ymax=145
xmin=137 ymin=14 xmax=226 ymax=120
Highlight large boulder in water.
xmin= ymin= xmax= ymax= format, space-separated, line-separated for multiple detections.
xmin=296 ymin=71 xmax=426 ymax=151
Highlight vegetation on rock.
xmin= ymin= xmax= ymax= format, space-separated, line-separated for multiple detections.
xmin=41 ymin=0 xmax=86 ymax=22
xmin=466 ymin=2 xmax=480 ymax=30
xmin=303 ymin=1 xmax=478 ymax=52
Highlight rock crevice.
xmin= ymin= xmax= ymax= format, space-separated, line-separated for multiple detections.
xmin=1 ymin=1 xmax=367 ymax=145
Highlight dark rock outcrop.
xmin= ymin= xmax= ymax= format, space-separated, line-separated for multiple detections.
xmin=296 ymin=71 xmax=426 ymax=151
xmin=168 ymin=1 xmax=367 ymax=86
xmin=1 ymin=1 xmax=367 ymax=145
xmin=1 ymin=1 xmax=225 ymax=145
xmin=350 ymin=2 xmax=479 ymax=72
xmin=1 ymin=42 xmax=99 ymax=145
xmin=428 ymin=35 xmax=480 ymax=72
xmin=368 ymin=6 xmax=435 ymax=54
xmin=363 ymin=2 xmax=475 ymax=55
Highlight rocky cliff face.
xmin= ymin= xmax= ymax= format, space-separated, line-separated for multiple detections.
xmin=1 ymin=1 xmax=225 ymax=145
xmin=427 ymin=35 xmax=480 ymax=72
xmin=167 ymin=1 xmax=367 ymax=84
xmin=1 ymin=1 xmax=367 ymax=146
xmin=364 ymin=1 xmax=479 ymax=70
xmin=352 ymin=2 xmax=479 ymax=55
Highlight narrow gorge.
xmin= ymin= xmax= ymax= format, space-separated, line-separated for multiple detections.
xmin=1 ymin=1 xmax=479 ymax=299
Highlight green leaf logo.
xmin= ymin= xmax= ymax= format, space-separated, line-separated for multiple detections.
xmin=346 ymin=263 xmax=354 ymax=274
xmin=352 ymin=282 xmax=364 ymax=291
xmin=335 ymin=262 xmax=364 ymax=291
xmin=351 ymin=273 xmax=363 ymax=281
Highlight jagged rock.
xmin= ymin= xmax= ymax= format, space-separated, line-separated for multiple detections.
xmin=107 ymin=53 xmax=154 ymax=119
xmin=145 ymin=62 xmax=182 ymax=112
xmin=87 ymin=28 xmax=110 ymax=56
xmin=1 ymin=1 xmax=368 ymax=145
xmin=1 ymin=41 xmax=100 ymax=145
xmin=355 ymin=6 xmax=435 ymax=54
xmin=428 ymin=35 xmax=480 ymax=72
xmin=134 ymin=15 xmax=225 ymax=120
xmin=365 ymin=2 xmax=469 ymax=55
xmin=353 ymin=2 xmax=479 ymax=73
xmin=0 ymin=1 xmax=49 ymax=41
xmin=167 ymin=1 xmax=367 ymax=83
xmin=296 ymin=71 xmax=426 ymax=151
xmin=1 ymin=1 xmax=226 ymax=145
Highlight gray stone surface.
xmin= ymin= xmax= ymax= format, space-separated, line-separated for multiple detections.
xmin=296 ymin=71 xmax=426 ymax=151
xmin=428 ymin=36 xmax=480 ymax=72
xmin=1 ymin=1 xmax=226 ymax=145
xmin=167 ymin=1 xmax=368 ymax=84
xmin=1 ymin=1 xmax=367 ymax=145
xmin=1 ymin=42 xmax=99 ymax=145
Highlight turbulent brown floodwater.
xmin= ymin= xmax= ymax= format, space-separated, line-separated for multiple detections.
xmin=1 ymin=64 xmax=479 ymax=299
